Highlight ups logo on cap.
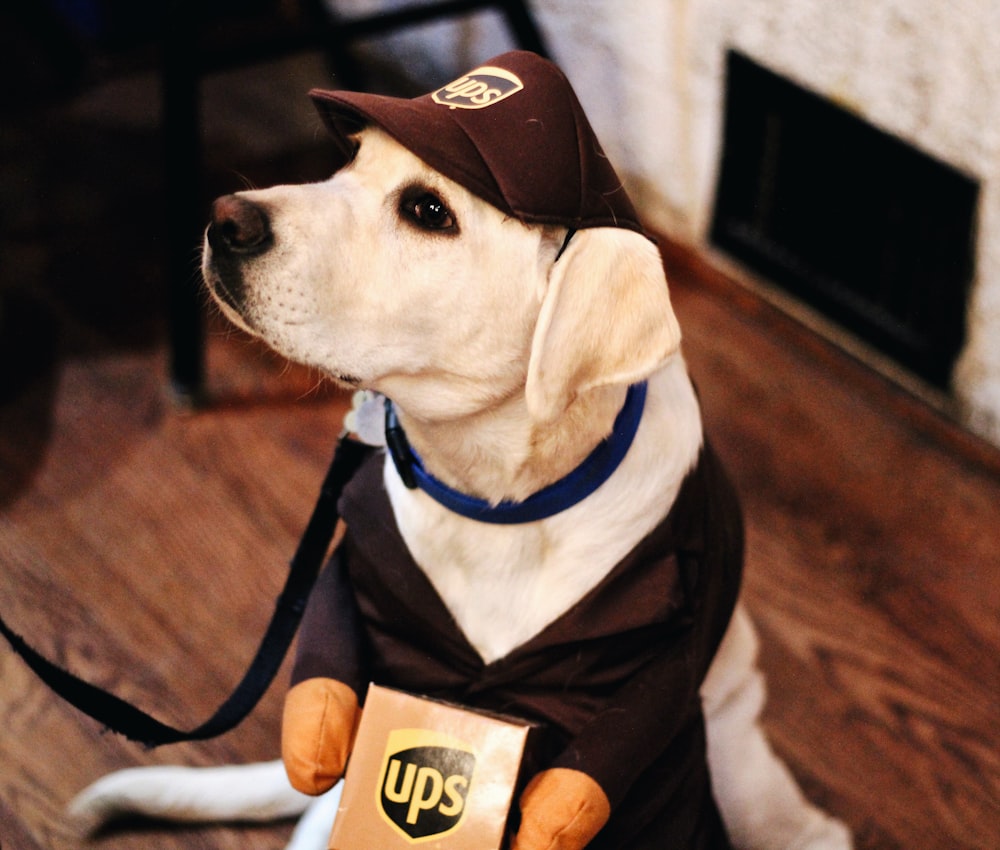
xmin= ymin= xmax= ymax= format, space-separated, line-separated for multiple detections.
xmin=432 ymin=66 xmax=524 ymax=110
xmin=377 ymin=729 xmax=477 ymax=842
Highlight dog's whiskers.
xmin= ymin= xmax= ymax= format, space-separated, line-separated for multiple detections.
xmin=296 ymin=373 xmax=333 ymax=402
xmin=231 ymin=171 xmax=259 ymax=192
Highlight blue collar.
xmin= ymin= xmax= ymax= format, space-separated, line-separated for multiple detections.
xmin=384 ymin=382 xmax=647 ymax=524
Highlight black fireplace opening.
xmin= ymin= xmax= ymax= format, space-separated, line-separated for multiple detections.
xmin=711 ymin=50 xmax=980 ymax=389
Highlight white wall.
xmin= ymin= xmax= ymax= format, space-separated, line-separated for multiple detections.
xmin=330 ymin=0 xmax=1000 ymax=444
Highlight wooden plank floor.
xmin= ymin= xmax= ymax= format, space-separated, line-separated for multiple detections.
xmin=2 ymin=56 xmax=998 ymax=850
xmin=662 ymin=244 xmax=1000 ymax=850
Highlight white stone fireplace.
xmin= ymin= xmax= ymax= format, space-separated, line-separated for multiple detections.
xmin=336 ymin=0 xmax=1000 ymax=444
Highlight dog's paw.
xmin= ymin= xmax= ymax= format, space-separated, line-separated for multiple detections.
xmin=285 ymin=788 xmax=343 ymax=850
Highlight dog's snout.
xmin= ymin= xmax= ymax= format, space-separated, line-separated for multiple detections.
xmin=207 ymin=195 xmax=273 ymax=255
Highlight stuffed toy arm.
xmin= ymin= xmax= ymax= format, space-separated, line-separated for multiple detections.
xmin=512 ymin=619 xmax=710 ymax=850
xmin=511 ymin=768 xmax=611 ymax=850
xmin=282 ymin=677 xmax=360 ymax=794
xmin=281 ymin=550 xmax=368 ymax=795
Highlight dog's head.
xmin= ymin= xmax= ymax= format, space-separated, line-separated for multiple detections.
xmin=203 ymin=53 xmax=682 ymax=425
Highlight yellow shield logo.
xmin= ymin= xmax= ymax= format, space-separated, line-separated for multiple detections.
xmin=431 ymin=66 xmax=524 ymax=110
xmin=377 ymin=729 xmax=477 ymax=842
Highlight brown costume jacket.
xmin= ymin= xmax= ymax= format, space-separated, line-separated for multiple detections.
xmin=292 ymin=441 xmax=743 ymax=849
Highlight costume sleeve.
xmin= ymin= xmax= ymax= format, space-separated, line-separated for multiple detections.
xmin=549 ymin=592 xmax=707 ymax=809
xmin=552 ymin=456 xmax=744 ymax=811
xmin=289 ymin=547 xmax=368 ymax=699
xmin=554 ymin=524 xmax=742 ymax=808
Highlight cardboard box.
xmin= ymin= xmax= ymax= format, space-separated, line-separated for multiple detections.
xmin=329 ymin=684 xmax=538 ymax=849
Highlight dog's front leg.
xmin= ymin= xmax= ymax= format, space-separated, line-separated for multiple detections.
xmin=285 ymin=785 xmax=343 ymax=850
xmin=702 ymin=606 xmax=853 ymax=850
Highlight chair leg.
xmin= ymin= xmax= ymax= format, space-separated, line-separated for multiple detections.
xmin=499 ymin=0 xmax=550 ymax=58
xmin=300 ymin=0 xmax=369 ymax=91
xmin=161 ymin=0 xmax=204 ymax=404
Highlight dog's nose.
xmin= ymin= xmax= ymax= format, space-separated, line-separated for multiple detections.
xmin=207 ymin=195 xmax=273 ymax=255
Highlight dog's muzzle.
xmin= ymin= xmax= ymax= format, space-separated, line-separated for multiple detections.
xmin=204 ymin=194 xmax=274 ymax=312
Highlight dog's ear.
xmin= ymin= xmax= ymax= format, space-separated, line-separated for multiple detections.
xmin=526 ymin=228 xmax=682 ymax=423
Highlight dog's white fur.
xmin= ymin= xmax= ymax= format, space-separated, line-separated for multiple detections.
xmin=69 ymin=129 xmax=851 ymax=849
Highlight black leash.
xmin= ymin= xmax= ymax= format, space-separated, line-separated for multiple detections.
xmin=0 ymin=435 xmax=372 ymax=748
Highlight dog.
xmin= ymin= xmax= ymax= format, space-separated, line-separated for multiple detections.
xmin=69 ymin=52 xmax=851 ymax=849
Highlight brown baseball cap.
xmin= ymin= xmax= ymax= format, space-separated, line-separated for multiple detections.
xmin=309 ymin=50 xmax=643 ymax=234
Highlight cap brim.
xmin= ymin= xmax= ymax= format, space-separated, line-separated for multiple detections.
xmin=310 ymin=89 xmax=508 ymax=215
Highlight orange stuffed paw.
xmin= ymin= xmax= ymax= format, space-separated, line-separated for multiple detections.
xmin=512 ymin=767 xmax=611 ymax=850
xmin=281 ymin=677 xmax=360 ymax=795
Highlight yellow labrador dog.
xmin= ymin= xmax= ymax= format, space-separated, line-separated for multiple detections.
xmin=71 ymin=53 xmax=850 ymax=850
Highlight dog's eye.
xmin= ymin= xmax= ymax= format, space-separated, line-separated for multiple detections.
xmin=401 ymin=190 xmax=457 ymax=232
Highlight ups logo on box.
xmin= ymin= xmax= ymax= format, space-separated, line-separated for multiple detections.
xmin=378 ymin=729 xmax=477 ymax=842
